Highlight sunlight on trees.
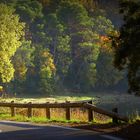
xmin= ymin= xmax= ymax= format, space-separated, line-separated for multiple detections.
xmin=0 ymin=0 xmax=128 ymax=95
xmin=0 ymin=4 xmax=25 ymax=83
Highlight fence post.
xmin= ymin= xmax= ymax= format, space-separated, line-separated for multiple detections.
xmin=27 ymin=102 xmax=32 ymax=118
xmin=65 ymin=101 xmax=70 ymax=120
xmin=11 ymin=101 xmax=15 ymax=117
xmin=88 ymin=100 xmax=93 ymax=122
xmin=112 ymin=107 xmax=118 ymax=124
xmin=46 ymin=102 xmax=50 ymax=119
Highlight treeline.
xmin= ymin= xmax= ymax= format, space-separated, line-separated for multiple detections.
xmin=0 ymin=0 xmax=127 ymax=95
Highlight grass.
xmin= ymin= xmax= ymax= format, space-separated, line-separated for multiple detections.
xmin=0 ymin=106 xmax=112 ymax=124
xmin=0 ymin=95 xmax=110 ymax=124
xmin=0 ymin=113 xmax=86 ymax=124
xmin=0 ymin=94 xmax=117 ymax=125
xmin=0 ymin=93 xmax=135 ymax=125
xmin=0 ymin=95 xmax=95 ymax=103
xmin=0 ymin=113 xmax=112 ymax=124
xmin=128 ymin=110 xmax=140 ymax=123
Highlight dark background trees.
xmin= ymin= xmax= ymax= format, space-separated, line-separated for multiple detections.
xmin=112 ymin=0 xmax=140 ymax=95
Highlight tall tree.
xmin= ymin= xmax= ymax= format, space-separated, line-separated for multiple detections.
xmin=57 ymin=1 xmax=100 ymax=91
xmin=43 ymin=13 xmax=71 ymax=88
xmin=96 ymin=36 xmax=124 ymax=88
xmin=25 ymin=45 xmax=56 ymax=95
xmin=12 ymin=40 xmax=34 ymax=94
xmin=112 ymin=0 xmax=140 ymax=94
xmin=0 ymin=4 xmax=25 ymax=84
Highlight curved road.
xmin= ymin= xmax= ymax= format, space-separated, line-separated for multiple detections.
xmin=0 ymin=121 xmax=123 ymax=140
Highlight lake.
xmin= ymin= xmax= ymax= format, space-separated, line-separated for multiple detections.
xmin=94 ymin=92 xmax=140 ymax=116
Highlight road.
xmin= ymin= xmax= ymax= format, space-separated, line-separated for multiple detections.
xmin=0 ymin=121 xmax=123 ymax=140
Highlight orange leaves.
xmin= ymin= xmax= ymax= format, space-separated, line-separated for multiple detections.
xmin=40 ymin=50 xmax=56 ymax=74
xmin=100 ymin=35 xmax=110 ymax=43
xmin=99 ymin=35 xmax=112 ymax=53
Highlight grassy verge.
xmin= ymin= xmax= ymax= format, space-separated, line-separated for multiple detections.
xmin=0 ymin=96 xmax=115 ymax=125
xmin=0 ymin=109 xmax=112 ymax=125
xmin=0 ymin=113 xmax=84 ymax=124
xmin=0 ymin=96 xmax=95 ymax=103
xmin=0 ymin=113 xmax=75 ymax=123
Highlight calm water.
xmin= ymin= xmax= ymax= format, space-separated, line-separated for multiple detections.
xmin=94 ymin=92 xmax=140 ymax=116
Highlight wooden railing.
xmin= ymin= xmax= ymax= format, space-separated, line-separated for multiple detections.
xmin=0 ymin=100 xmax=129 ymax=123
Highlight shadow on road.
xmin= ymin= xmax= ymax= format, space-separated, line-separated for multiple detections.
xmin=0 ymin=121 xmax=106 ymax=140
xmin=0 ymin=121 xmax=40 ymax=128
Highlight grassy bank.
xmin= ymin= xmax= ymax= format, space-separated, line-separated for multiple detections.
xmin=0 ymin=105 xmax=111 ymax=124
xmin=1 ymin=94 xmax=139 ymax=124
xmin=0 ymin=113 xmax=112 ymax=124
xmin=0 ymin=95 xmax=95 ymax=103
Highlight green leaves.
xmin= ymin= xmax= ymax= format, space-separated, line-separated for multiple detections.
xmin=0 ymin=0 xmax=125 ymax=94
xmin=57 ymin=1 xmax=92 ymax=27
xmin=0 ymin=57 xmax=14 ymax=83
xmin=16 ymin=0 xmax=43 ymax=23
xmin=12 ymin=40 xmax=34 ymax=81
xmin=0 ymin=4 xmax=25 ymax=83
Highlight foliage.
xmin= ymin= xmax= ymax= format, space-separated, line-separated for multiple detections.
xmin=25 ymin=45 xmax=56 ymax=95
xmin=44 ymin=13 xmax=71 ymax=86
xmin=0 ymin=0 xmax=125 ymax=95
xmin=96 ymin=36 xmax=124 ymax=87
xmin=112 ymin=0 xmax=140 ymax=94
xmin=57 ymin=2 xmax=101 ymax=91
xmin=13 ymin=40 xmax=33 ymax=80
xmin=11 ymin=40 xmax=34 ymax=94
xmin=0 ymin=4 xmax=25 ymax=83
xmin=15 ymin=0 xmax=43 ymax=23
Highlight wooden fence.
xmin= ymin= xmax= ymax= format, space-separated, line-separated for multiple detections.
xmin=0 ymin=100 xmax=129 ymax=123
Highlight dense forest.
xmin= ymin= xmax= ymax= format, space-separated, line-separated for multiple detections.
xmin=0 ymin=0 xmax=138 ymax=96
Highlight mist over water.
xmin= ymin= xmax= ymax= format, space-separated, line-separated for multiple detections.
xmin=94 ymin=92 xmax=140 ymax=116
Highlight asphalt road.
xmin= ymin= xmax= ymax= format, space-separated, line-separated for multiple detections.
xmin=0 ymin=121 xmax=122 ymax=140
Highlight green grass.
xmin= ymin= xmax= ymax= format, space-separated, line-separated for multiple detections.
xmin=128 ymin=110 xmax=140 ymax=123
xmin=0 ymin=93 xmax=133 ymax=125
xmin=0 ymin=105 xmax=131 ymax=125
xmin=0 ymin=96 xmax=95 ymax=103
xmin=94 ymin=117 xmax=112 ymax=124
xmin=0 ymin=113 xmax=86 ymax=124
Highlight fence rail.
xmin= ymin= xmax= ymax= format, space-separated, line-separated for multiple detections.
xmin=0 ymin=100 xmax=129 ymax=123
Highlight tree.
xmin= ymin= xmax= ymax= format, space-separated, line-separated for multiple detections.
xmin=15 ymin=0 xmax=43 ymax=24
xmin=57 ymin=1 xmax=101 ymax=91
xmin=96 ymin=36 xmax=124 ymax=88
xmin=43 ymin=13 xmax=71 ymax=89
xmin=0 ymin=0 xmax=126 ymax=95
xmin=112 ymin=0 xmax=140 ymax=94
xmin=57 ymin=1 xmax=121 ymax=91
xmin=15 ymin=0 xmax=43 ymax=42
xmin=25 ymin=45 xmax=56 ymax=95
xmin=0 ymin=4 xmax=25 ymax=84
xmin=12 ymin=40 xmax=34 ymax=94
